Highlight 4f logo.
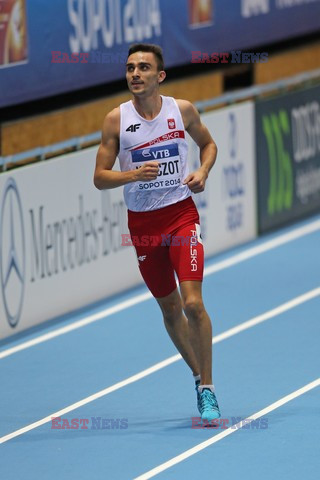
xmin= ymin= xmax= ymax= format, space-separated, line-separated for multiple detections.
xmin=126 ymin=124 xmax=141 ymax=132
xmin=262 ymin=110 xmax=293 ymax=215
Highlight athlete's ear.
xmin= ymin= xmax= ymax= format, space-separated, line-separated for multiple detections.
xmin=158 ymin=70 xmax=166 ymax=84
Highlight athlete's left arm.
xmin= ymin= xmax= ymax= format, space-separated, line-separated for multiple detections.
xmin=177 ymin=99 xmax=217 ymax=193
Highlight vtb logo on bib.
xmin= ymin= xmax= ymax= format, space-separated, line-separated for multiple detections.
xmin=132 ymin=144 xmax=181 ymax=191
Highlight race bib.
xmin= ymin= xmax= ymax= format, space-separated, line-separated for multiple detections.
xmin=132 ymin=144 xmax=181 ymax=191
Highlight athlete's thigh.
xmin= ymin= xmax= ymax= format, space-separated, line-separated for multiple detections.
xmin=133 ymin=242 xmax=177 ymax=298
xmin=169 ymin=223 xmax=204 ymax=284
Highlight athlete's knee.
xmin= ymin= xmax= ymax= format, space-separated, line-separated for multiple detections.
xmin=157 ymin=291 xmax=183 ymax=324
xmin=162 ymin=301 xmax=183 ymax=324
xmin=183 ymin=296 xmax=205 ymax=320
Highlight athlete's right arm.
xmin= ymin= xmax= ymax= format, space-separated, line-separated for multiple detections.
xmin=94 ymin=108 xmax=159 ymax=190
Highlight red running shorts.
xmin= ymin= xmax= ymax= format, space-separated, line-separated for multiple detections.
xmin=127 ymin=197 xmax=204 ymax=298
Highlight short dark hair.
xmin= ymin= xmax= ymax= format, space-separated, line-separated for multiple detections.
xmin=127 ymin=43 xmax=164 ymax=71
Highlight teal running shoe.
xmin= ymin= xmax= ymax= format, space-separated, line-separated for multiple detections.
xmin=195 ymin=379 xmax=201 ymax=414
xmin=199 ymin=388 xmax=221 ymax=421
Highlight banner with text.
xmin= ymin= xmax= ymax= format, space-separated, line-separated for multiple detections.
xmin=188 ymin=101 xmax=257 ymax=255
xmin=0 ymin=150 xmax=143 ymax=339
xmin=1 ymin=0 xmax=320 ymax=107
xmin=256 ymin=84 xmax=320 ymax=232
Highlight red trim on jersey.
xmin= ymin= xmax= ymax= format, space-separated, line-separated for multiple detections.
xmin=130 ymin=130 xmax=185 ymax=151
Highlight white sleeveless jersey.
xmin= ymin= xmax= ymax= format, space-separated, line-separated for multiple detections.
xmin=118 ymin=95 xmax=191 ymax=212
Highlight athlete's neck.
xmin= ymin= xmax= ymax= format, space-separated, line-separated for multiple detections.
xmin=132 ymin=95 xmax=162 ymax=121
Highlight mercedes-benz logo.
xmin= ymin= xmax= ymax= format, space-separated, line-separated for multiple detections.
xmin=228 ymin=112 xmax=238 ymax=159
xmin=0 ymin=178 xmax=25 ymax=328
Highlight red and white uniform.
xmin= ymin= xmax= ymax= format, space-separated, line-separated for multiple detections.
xmin=119 ymin=96 xmax=204 ymax=298
xmin=118 ymin=95 xmax=191 ymax=212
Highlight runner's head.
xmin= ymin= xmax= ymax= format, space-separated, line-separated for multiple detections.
xmin=127 ymin=43 xmax=165 ymax=71
xmin=126 ymin=43 xmax=166 ymax=95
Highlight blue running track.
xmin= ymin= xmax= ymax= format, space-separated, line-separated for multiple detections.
xmin=0 ymin=214 xmax=319 ymax=480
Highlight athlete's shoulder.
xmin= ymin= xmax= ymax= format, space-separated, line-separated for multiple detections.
xmin=175 ymin=99 xmax=199 ymax=129
xmin=175 ymin=98 xmax=197 ymax=114
xmin=106 ymin=100 xmax=132 ymax=120
xmin=106 ymin=106 xmax=120 ymax=120
xmin=102 ymin=107 xmax=120 ymax=138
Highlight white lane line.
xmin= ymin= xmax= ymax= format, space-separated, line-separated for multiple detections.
xmin=204 ymin=218 xmax=320 ymax=276
xmin=0 ymin=292 xmax=152 ymax=360
xmin=212 ymin=287 xmax=320 ymax=344
xmin=0 ymin=286 xmax=319 ymax=445
xmin=133 ymin=378 xmax=320 ymax=480
xmin=1 ymin=218 xmax=320 ymax=360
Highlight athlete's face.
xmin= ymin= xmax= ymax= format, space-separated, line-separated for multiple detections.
xmin=126 ymin=51 xmax=165 ymax=96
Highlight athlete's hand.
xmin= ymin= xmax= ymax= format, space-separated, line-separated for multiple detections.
xmin=183 ymin=169 xmax=208 ymax=193
xmin=134 ymin=161 xmax=160 ymax=181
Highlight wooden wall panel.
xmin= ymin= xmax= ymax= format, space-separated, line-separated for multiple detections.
xmin=1 ymin=72 xmax=222 ymax=156
xmin=2 ymin=93 xmax=131 ymax=156
xmin=255 ymin=41 xmax=320 ymax=84
xmin=3 ymin=38 xmax=320 ymax=159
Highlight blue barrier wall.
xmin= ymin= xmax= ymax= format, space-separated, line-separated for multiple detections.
xmin=1 ymin=0 xmax=320 ymax=107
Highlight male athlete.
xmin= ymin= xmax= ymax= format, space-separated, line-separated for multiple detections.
xmin=94 ymin=43 xmax=220 ymax=422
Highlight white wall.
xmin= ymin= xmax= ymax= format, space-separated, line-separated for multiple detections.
xmin=0 ymin=101 xmax=257 ymax=339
